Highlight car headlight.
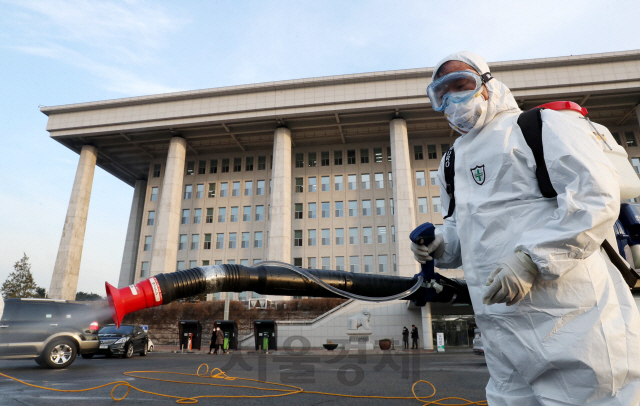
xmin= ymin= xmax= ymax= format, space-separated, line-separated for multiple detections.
xmin=114 ymin=337 xmax=128 ymax=344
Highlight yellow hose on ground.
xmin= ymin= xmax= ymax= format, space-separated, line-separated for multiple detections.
xmin=0 ymin=364 xmax=487 ymax=405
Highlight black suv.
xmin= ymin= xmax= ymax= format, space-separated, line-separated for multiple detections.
xmin=96 ymin=325 xmax=148 ymax=358
xmin=0 ymin=298 xmax=100 ymax=368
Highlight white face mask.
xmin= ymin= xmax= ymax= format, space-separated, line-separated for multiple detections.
xmin=444 ymin=91 xmax=488 ymax=134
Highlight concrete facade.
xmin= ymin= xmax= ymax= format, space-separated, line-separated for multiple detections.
xmin=49 ymin=144 xmax=98 ymax=300
xmin=117 ymin=179 xmax=147 ymax=288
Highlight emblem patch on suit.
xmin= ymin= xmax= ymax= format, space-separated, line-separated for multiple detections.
xmin=470 ymin=165 xmax=486 ymax=185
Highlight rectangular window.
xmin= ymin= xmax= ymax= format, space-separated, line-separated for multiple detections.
xmin=221 ymin=158 xmax=230 ymax=173
xmin=308 ymin=202 xmax=317 ymax=218
xmin=246 ymin=157 xmax=254 ymax=171
xmin=210 ymin=159 xmax=218 ymax=174
xmin=191 ymin=234 xmax=199 ymax=250
xmin=350 ymin=256 xmax=359 ymax=273
xmin=194 ymin=208 xmax=201 ymax=224
xmin=416 ymin=171 xmax=426 ymax=186
xmin=254 ymin=231 xmax=263 ymax=248
xmin=433 ymin=196 xmax=442 ymax=213
xmin=321 ymin=176 xmax=330 ymax=191
xmin=362 ymin=200 xmax=371 ymax=216
xmin=632 ymin=158 xmax=640 ymax=174
xmin=390 ymin=198 xmax=394 ymax=215
xmin=430 ymin=170 xmax=439 ymax=186
xmin=256 ymin=180 xmax=265 ymax=195
xmin=321 ymin=229 xmax=330 ymax=246
xmin=245 ymin=181 xmax=253 ymax=196
xmin=388 ymin=172 xmax=393 ymax=188
xmin=147 ymin=211 xmax=155 ymax=226
xmin=179 ymin=234 xmax=187 ymax=250
xmin=335 ymin=256 xmax=344 ymax=271
xmin=349 ymin=227 xmax=359 ymax=245
xmin=414 ymin=145 xmax=424 ymax=160
xmin=177 ymin=261 xmax=185 ymax=271
xmin=202 ymin=260 xmax=210 ymax=266
xmin=150 ymin=187 xmax=158 ymax=201
xmin=375 ymin=173 xmax=384 ymax=189
xmin=334 ymin=150 xmax=343 ymax=165
xmin=293 ymin=258 xmax=302 ymax=267
xmin=391 ymin=225 xmax=396 ymax=243
xmin=232 ymin=181 xmax=240 ymax=197
xmin=196 ymin=184 xmax=204 ymax=199
xmin=198 ymin=160 xmax=206 ymax=175
xmin=361 ymin=148 xmax=369 ymax=164
xmin=363 ymin=227 xmax=372 ymax=244
xmin=218 ymin=207 xmax=226 ymax=222
xmin=243 ymin=206 xmax=251 ymax=221
xmin=208 ymin=183 xmax=216 ymax=198
xmin=233 ymin=158 xmax=242 ymax=172
xmin=428 ymin=145 xmax=437 ymax=159
xmin=140 ymin=262 xmax=149 ymax=278
xmin=335 ymin=175 xmax=343 ymax=191
xmin=377 ymin=226 xmax=387 ymax=243
xmin=376 ymin=199 xmax=385 ymax=215
xmin=361 ymin=173 xmax=370 ymax=190
xmin=294 ymin=230 xmax=303 ymax=247
xmin=215 ymin=260 xmax=222 ymax=265
xmin=186 ymin=161 xmax=195 ymax=175
xmin=184 ymin=184 xmax=192 ymax=199
xmin=295 ymin=153 xmax=304 ymax=168
xmin=308 ymin=177 xmax=317 ymax=192
xmin=321 ymin=151 xmax=330 ymax=166
xmin=308 ymin=257 xmax=317 ymax=269
xmin=220 ymin=182 xmax=228 ymax=197
xmin=182 ymin=209 xmax=190 ymax=224
xmin=255 ymin=205 xmax=264 ymax=221
xmin=308 ymin=229 xmax=316 ymax=246
xmin=206 ymin=208 xmax=213 ymax=223
xmin=321 ymin=257 xmax=330 ymax=270
xmin=378 ymin=255 xmax=388 ymax=273
xmin=335 ymin=228 xmax=344 ymax=245
xmin=294 ymin=203 xmax=303 ymax=219
xmin=387 ymin=147 xmax=392 ymax=162
xmin=258 ymin=156 xmax=266 ymax=170
xmin=153 ymin=164 xmax=161 ymax=177
xmin=230 ymin=206 xmax=238 ymax=222
xmin=204 ymin=234 xmax=212 ymax=249
xmin=335 ymin=201 xmax=344 ymax=217
xmin=364 ymin=256 xmax=374 ymax=273
xmin=441 ymin=143 xmax=450 ymax=155
xmin=143 ymin=236 xmax=152 ymax=251
xmin=229 ymin=232 xmax=237 ymax=249
xmin=348 ymin=200 xmax=357 ymax=217
xmin=321 ymin=202 xmax=330 ymax=218
xmin=418 ymin=197 xmax=428 ymax=213
xmin=612 ymin=132 xmax=622 ymax=145
xmin=626 ymin=132 xmax=638 ymax=147
xmin=295 ymin=178 xmax=304 ymax=193
xmin=347 ymin=149 xmax=356 ymax=164
xmin=393 ymin=254 xmax=397 ymax=273
xmin=308 ymin=152 xmax=317 ymax=167
xmin=374 ymin=148 xmax=383 ymax=163
xmin=348 ymin=174 xmax=357 ymax=190
xmin=241 ymin=232 xmax=250 ymax=248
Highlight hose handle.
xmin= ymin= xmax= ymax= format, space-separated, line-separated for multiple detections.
xmin=410 ymin=222 xmax=436 ymax=280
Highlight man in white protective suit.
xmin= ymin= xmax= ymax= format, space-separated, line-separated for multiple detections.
xmin=411 ymin=51 xmax=640 ymax=405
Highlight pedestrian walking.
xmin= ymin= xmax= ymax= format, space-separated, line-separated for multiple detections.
xmin=213 ymin=327 xmax=224 ymax=355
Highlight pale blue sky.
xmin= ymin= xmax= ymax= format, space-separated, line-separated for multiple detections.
xmin=1 ymin=0 xmax=639 ymax=295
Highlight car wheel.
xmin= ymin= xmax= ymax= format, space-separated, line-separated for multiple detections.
xmin=122 ymin=343 xmax=134 ymax=359
xmin=81 ymin=353 xmax=94 ymax=359
xmin=40 ymin=338 xmax=77 ymax=369
xmin=148 ymin=344 xmax=154 ymax=352
xmin=140 ymin=343 xmax=148 ymax=356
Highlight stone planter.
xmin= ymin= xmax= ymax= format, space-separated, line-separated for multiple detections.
xmin=379 ymin=340 xmax=391 ymax=350
xmin=323 ymin=343 xmax=339 ymax=351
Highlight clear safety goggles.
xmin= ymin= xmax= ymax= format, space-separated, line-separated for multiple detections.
xmin=427 ymin=70 xmax=493 ymax=112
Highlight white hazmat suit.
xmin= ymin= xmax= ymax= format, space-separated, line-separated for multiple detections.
xmin=432 ymin=52 xmax=640 ymax=405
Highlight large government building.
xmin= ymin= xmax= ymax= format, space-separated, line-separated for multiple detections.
xmin=41 ymin=51 xmax=640 ymax=345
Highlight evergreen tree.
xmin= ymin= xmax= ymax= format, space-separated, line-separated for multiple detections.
xmin=1 ymin=253 xmax=42 ymax=299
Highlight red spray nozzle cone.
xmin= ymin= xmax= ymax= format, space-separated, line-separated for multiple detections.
xmin=105 ymin=278 xmax=164 ymax=328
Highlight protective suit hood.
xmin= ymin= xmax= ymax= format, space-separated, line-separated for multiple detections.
xmin=432 ymin=51 xmax=520 ymax=131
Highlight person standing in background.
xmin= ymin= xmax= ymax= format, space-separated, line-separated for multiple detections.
xmin=411 ymin=324 xmax=419 ymax=349
xmin=402 ymin=326 xmax=409 ymax=349
xmin=213 ymin=327 xmax=224 ymax=355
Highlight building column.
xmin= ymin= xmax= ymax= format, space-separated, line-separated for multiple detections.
xmin=150 ymin=137 xmax=187 ymax=276
xmin=117 ymin=179 xmax=147 ymax=287
xmin=49 ymin=144 xmax=98 ymax=300
xmin=421 ymin=304 xmax=434 ymax=350
xmin=268 ymin=127 xmax=292 ymax=262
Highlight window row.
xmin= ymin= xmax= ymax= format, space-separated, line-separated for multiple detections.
xmin=149 ymin=180 xmax=272 ymax=202
xmin=413 ymin=143 xmax=451 ymax=161
xmin=416 ymin=170 xmax=440 ymax=187
xmin=295 ymin=148 xmax=392 ymax=168
xmin=295 ymin=199 xmax=394 ymax=219
xmin=294 ymin=173 xmax=393 ymax=193
xmin=182 ymin=156 xmax=271 ymax=177
xmin=139 ymin=258 xmax=264 ymax=278
xmin=417 ymin=196 xmax=442 ymax=214
xmin=162 ymin=205 xmax=269 ymax=225
xmin=292 ymin=254 xmax=396 ymax=273
xmin=612 ymin=132 xmax=638 ymax=148
xmin=139 ymin=231 xmax=271 ymax=252
xmin=293 ymin=226 xmax=396 ymax=247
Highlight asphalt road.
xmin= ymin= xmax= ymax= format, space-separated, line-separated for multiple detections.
xmin=0 ymin=350 xmax=489 ymax=405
